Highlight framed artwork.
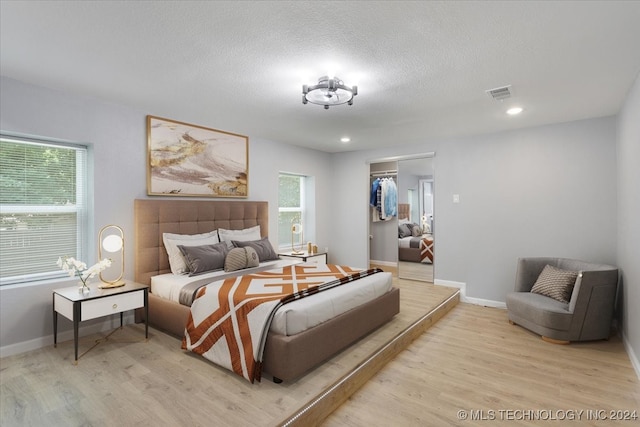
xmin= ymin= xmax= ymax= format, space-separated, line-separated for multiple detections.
xmin=147 ymin=116 xmax=248 ymax=197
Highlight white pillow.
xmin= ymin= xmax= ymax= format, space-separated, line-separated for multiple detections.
xmin=163 ymin=231 xmax=219 ymax=274
xmin=218 ymin=225 xmax=261 ymax=249
xmin=398 ymin=218 xmax=411 ymax=225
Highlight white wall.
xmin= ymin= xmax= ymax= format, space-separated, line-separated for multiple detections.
xmin=616 ymin=72 xmax=640 ymax=375
xmin=331 ymin=116 xmax=618 ymax=303
xmin=0 ymin=76 xmax=332 ymax=355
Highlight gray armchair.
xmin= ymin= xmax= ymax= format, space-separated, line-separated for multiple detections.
xmin=506 ymin=257 xmax=618 ymax=343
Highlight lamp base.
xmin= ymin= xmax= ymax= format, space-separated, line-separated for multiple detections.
xmin=98 ymin=281 xmax=126 ymax=289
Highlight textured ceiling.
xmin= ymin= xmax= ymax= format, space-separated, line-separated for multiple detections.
xmin=1 ymin=1 xmax=640 ymax=153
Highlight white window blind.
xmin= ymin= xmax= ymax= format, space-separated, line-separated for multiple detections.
xmin=0 ymin=135 xmax=88 ymax=285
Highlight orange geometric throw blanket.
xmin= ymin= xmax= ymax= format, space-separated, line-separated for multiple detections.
xmin=420 ymin=237 xmax=434 ymax=263
xmin=182 ymin=263 xmax=383 ymax=383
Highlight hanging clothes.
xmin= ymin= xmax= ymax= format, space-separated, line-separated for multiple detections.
xmin=370 ymin=176 xmax=397 ymax=221
xmin=384 ymin=177 xmax=397 ymax=218
xmin=370 ymin=178 xmax=381 ymax=207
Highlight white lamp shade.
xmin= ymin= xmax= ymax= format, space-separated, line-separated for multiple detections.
xmin=102 ymin=234 xmax=123 ymax=253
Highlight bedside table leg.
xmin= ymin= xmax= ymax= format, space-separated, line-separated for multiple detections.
xmin=73 ymin=301 xmax=80 ymax=363
xmin=144 ymin=289 xmax=149 ymax=339
xmin=53 ymin=312 xmax=57 ymax=348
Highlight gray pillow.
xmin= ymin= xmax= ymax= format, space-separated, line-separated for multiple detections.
xmin=232 ymin=236 xmax=279 ymax=261
xmin=178 ymin=242 xmax=228 ymax=276
xmin=531 ymin=264 xmax=578 ymax=303
xmin=224 ymin=247 xmax=260 ymax=272
xmin=398 ymin=224 xmax=412 ymax=238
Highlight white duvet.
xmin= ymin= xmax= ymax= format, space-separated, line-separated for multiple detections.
xmin=151 ymin=261 xmax=393 ymax=336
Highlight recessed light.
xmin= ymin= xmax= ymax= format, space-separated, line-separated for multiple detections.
xmin=506 ymin=107 xmax=523 ymax=115
xmin=340 ymin=137 xmax=351 ymax=143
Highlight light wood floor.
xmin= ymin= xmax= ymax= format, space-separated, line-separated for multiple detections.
xmin=399 ymin=260 xmax=433 ymax=283
xmin=0 ymin=279 xmax=457 ymax=427
xmin=324 ymin=303 xmax=640 ymax=426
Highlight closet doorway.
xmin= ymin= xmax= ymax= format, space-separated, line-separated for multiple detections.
xmin=368 ymin=153 xmax=435 ymax=283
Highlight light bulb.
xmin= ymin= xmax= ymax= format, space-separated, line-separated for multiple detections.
xmin=102 ymin=234 xmax=123 ymax=253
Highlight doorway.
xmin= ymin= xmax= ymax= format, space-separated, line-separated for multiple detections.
xmin=367 ymin=153 xmax=435 ymax=282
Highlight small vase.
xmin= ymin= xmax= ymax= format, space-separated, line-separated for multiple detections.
xmin=78 ymin=282 xmax=90 ymax=294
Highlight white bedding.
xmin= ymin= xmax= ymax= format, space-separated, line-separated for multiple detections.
xmin=398 ymin=234 xmax=434 ymax=248
xmin=152 ymin=262 xmax=393 ymax=336
xmin=398 ymin=236 xmax=414 ymax=248
xmin=151 ymin=259 xmax=298 ymax=302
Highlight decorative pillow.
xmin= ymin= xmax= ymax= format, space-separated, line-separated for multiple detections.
xmin=178 ymin=242 xmax=228 ymax=276
xmin=163 ymin=231 xmax=219 ymax=274
xmin=530 ymin=264 xmax=578 ymax=303
xmin=398 ymin=218 xmax=411 ymax=225
xmin=406 ymin=222 xmax=422 ymax=236
xmin=232 ymin=236 xmax=279 ymax=261
xmin=398 ymin=224 xmax=412 ymax=238
xmin=224 ymin=247 xmax=260 ymax=272
xmin=218 ymin=225 xmax=261 ymax=249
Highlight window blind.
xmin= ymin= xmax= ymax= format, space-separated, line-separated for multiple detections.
xmin=0 ymin=135 xmax=88 ymax=285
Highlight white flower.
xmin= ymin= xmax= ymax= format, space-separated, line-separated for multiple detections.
xmin=57 ymin=256 xmax=112 ymax=286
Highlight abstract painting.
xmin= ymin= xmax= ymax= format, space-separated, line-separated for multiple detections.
xmin=147 ymin=116 xmax=248 ymax=197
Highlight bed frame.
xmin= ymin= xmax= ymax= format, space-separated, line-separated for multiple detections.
xmin=398 ymin=203 xmax=422 ymax=262
xmin=134 ymin=198 xmax=400 ymax=382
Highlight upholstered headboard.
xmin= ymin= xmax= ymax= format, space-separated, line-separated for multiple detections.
xmin=398 ymin=203 xmax=410 ymax=221
xmin=134 ymin=199 xmax=268 ymax=286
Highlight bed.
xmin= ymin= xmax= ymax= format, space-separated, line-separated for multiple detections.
xmin=134 ymin=199 xmax=400 ymax=383
xmin=397 ymin=203 xmax=434 ymax=263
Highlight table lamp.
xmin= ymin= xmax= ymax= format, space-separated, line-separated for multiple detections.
xmin=98 ymin=225 xmax=125 ymax=288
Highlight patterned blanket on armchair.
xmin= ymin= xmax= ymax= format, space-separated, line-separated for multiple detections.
xmin=182 ymin=263 xmax=383 ymax=383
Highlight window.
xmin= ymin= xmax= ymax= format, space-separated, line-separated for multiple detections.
xmin=278 ymin=173 xmax=308 ymax=249
xmin=0 ymin=135 xmax=88 ymax=285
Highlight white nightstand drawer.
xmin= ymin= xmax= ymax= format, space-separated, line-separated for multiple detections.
xmin=81 ymin=290 xmax=144 ymax=321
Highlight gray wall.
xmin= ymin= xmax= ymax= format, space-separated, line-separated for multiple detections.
xmin=330 ymin=116 xmax=618 ymax=305
xmin=1 ymin=75 xmax=636 ymax=377
xmin=0 ymin=76 xmax=332 ymax=354
xmin=617 ymin=72 xmax=640 ymax=370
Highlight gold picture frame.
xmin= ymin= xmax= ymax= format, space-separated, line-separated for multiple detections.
xmin=146 ymin=115 xmax=248 ymax=197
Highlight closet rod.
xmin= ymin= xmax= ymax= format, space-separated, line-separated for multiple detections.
xmin=370 ymin=170 xmax=397 ymax=177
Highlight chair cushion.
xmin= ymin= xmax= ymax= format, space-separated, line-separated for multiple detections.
xmin=530 ymin=264 xmax=578 ymax=303
xmin=506 ymin=292 xmax=573 ymax=330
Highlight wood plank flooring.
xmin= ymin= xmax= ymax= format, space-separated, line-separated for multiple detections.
xmin=324 ymin=303 xmax=640 ymax=426
xmin=0 ymin=279 xmax=457 ymax=427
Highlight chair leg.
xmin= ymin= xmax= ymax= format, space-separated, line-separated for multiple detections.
xmin=541 ymin=336 xmax=570 ymax=345
xmin=508 ymin=320 xmax=516 ymax=325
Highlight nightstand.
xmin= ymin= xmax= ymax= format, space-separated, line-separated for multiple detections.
xmin=279 ymin=251 xmax=328 ymax=264
xmin=53 ymin=281 xmax=148 ymax=362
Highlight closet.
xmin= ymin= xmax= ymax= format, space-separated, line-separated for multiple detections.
xmin=368 ymin=154 xmax=435 ymax=282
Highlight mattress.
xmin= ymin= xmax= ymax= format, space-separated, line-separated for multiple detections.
xmin=398 ymin=236 xmax=414 ymax=249
xmin=152 ymin=262 xmax=393 ymax=336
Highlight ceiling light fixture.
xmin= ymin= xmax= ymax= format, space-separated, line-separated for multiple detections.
xmin=340 ymin=137 xmax=351 ymax=143
xmin=506 ymin=107 xmax=523 ymax=115
xmin=302 ymin=76 xmax=357 ymax=110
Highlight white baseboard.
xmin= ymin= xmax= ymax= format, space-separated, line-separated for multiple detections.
xmin=0 ymin=314 xmax=135 ymax=359
xmin=434 ymin=279 xmax=506 ymax=308
xmin=622 ymin=331 xmax=640 ymax=380
xmin=434 ymin=279 xmax=466 ymax=296
xmin=464 ymin=297 xmax=507 ymax=309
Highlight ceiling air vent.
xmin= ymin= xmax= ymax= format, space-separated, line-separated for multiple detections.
xmin=485 ymin=85 xmax=512 ymax=101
